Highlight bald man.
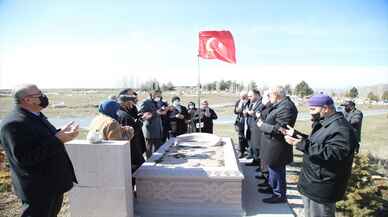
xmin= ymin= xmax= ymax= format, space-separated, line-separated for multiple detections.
xmin=0 ymin=84 xmax=79 ymax=217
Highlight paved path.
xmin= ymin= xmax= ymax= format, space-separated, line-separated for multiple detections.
xmin=240 ymin=159 xmax=296 ymax=217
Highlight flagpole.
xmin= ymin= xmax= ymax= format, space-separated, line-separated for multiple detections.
xmin=197 ymin=54 xmax=202 ymax=133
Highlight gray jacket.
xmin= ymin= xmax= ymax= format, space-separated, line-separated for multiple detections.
xmin=139 ymin=99 xmax=162 ymax=139
xmin=344 ymin=109 xmax=363 ymax=144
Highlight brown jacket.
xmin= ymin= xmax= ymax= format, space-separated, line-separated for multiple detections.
xmin=89 ymin=114 xmax=133 ymax=140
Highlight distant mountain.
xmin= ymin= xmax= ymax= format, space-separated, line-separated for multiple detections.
xmin=316 ymin=83 xmax=388 ymax=98
xmin=357 ymin=84 xmax=388 ymax=97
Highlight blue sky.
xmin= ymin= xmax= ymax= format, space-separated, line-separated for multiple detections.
xmin=1 ymin=0 xmax=387 ymax=89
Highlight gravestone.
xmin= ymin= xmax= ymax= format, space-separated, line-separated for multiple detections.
xmin=134 ymin=133 xmax=244 ymax=217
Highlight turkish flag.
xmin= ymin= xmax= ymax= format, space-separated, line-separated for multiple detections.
xmin=198 ymin=31 xmax=236 ymax=64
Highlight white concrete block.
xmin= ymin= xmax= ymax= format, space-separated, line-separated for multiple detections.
xmin=69 ymin=186 xmax=132 ymax=217
xmin=65 ymin=140 xmax=133 ymax=217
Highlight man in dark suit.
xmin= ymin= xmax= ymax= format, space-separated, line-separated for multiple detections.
xmin=245 ymin=89 xmax=264 ymax=166
xmin=0 ymin=84 xmax=79 ymax=217
xmin=234 ymin=91 xmax=249 ymax=158
xmin=195 ymin=100 xmax=218 ymax=134
xmin=139 ymin=90 xmax=164 ymax=158
xmin=257 ymin=86 xmax=298 ymax=203
xmin=168 ymin=96 xmax=189 ymax=136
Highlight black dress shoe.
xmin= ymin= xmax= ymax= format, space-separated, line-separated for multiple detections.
xmin=255 ymin=174 xmax=266 ymax=179
xmin=257 ymin=187 xmax=273 ymax=194
xmin=262 ymin=195 xmax=287 ymax=204
xmin=257 ymin=182 xmax=269 ymax=187
xmin=238 ymin=153 xmax=245 ymax=159
xmin=245 ymin=162 xmax=259 ymax=166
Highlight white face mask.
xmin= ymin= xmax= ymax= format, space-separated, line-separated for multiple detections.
xmin=173 ymin=101 xmax=180 ymax=107
xmin=154 ymin=97 xmax=161 ymax=102
xmin=262 ymin=96 xmax=269 ymax=105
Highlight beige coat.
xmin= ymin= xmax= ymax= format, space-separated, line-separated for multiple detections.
xmin=89 ymin=114 xmax=133 ymax=140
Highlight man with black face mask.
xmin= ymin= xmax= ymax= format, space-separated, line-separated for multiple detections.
xmin=0 ymin=84 xmax=79 ymax=217
xmin=284 ymin=94 xmax=356 ymax=217
xmin=139 ymin=90 xmax=163 ymax=158
xmin=341 ymin=100 xmax=363 ymax=154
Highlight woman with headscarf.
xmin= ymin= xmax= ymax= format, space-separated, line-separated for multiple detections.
xmin=88 ymin=100 xmax=134 ymax=140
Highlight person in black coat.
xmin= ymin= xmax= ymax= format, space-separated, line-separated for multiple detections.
xmin=118 ymin=88 xmax=140 ymax=119
xmin=187 ymin=102 xmax=198 ymax=133
xmin=285 ymin=94 xmax=356 ymax=217
xmin=256 ymin=92 xmax=273 ymax=186
xmin=195 ymin=100 xmax=218 ymax=134
xmin=257 ymin=86 xmax=298 ymax=203
xmin=154 ymin=90 xmax=170 ymax=142
xmin=168 ymin=96 xmax=189 ymax=136
xmin=117 ymin=95 xmax=145 ymax=172
xmin=0 ymin=84 xmax=79 ymax=217
xmin=234 ymin=91 xmax=249 ymax=158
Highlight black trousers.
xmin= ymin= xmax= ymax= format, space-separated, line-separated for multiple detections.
xmin=21 ymin=193 xmax=64 ymax=217
xmin=238 ymin=134 xmax=248 ymax=154
xmin=145 ymin=138 xmax=163 ymax=159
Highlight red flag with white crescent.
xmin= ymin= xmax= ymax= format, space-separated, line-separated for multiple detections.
xmin=198 ymin=31 xmax=236 ymax=64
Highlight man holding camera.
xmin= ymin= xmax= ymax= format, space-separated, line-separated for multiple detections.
xmin=285 ymin=94 xmax=356 ymax=217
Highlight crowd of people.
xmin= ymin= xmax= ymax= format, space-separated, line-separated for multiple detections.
xmin=89 ymin=88 xmax=219 ymax=168
xmin=234 ymin=86 xmax=363 ymax=217
xmin=0 ymin=83 xmax=364 ymax=217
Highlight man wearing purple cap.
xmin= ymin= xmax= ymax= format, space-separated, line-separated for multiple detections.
xmin=284 ymin=94 xmax=356 ymax=217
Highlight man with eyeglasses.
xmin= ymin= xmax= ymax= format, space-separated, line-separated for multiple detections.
xmin=0 ymin=84 xmax=79 ymax=217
